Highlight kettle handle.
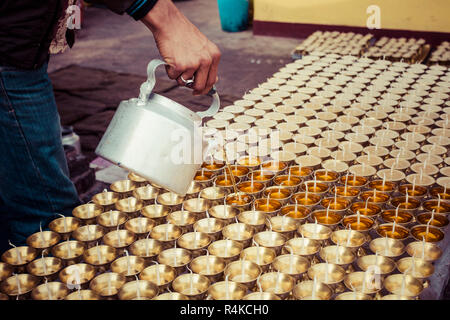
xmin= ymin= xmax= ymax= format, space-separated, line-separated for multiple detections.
xmin=138 ymin=59 xmax=220 ymax=119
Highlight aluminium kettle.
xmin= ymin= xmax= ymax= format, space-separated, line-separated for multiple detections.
xmin=95 ymin=59 xmax=220 ymax=195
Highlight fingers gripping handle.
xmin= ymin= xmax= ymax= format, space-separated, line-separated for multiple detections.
xmin=138 ymin=59 xmax=220 ymax=119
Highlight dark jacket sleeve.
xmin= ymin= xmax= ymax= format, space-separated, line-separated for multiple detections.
xmin=90 ymin=0 xmax=159 ymax=20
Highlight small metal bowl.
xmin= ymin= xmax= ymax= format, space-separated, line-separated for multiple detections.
xmin=103 ymin=230 xmax=136 ymax=255
xmin=383 ymin=274 xmax=424 ymax=297
xmin=92 ymin=191 xmax=120 ymax=211
xmin=194 ymin=217 xmax=226 ymax=241
xmin=0 ymin=274 xmax=40 ymax=299
xmin=190 ymin=255 xmax=226 ymax=283
xmin=331 ymin=229 xmax=366 ymax=250
xmin=241 ymin=246 xmax=276 ymax=273
xmin=199 ymin=187 xmax=228 ymax=207
xmin=298 ymin=223 xmax=332 ymax=241
xmin=118 ymin=279 xmax=158 ymax=300
xmin=267 ymin=215 xmax=298 ymax=239
xmin=224 ymin=260 xmax=262 ymax=290
xmin=293 ymin=280 xmax=333 ymax=300
xmin=156 ymin=192 xmax=184 ymax=211
xmin=258 ymin=271 xmax=295 ymax=299
xmin=152 ymin=292 xmax=189 ymax=300
xmin=360 ymin=191 xmax=390 ymax=205
xmin=26 ymin=230 xmax=61 ymax=252
xmin=311 ymin=210 xmax=344 ymax=229
xmin=110 ymin=179 xmax=136 ymax=198
xmin=59 ymin=263 xmax=96 ymax=290
xmin=344 ymin=271 xmax=383 ymax=295
xmin=207 ymin=280 xmax=247 ymax=300
xmin=253 ymin=231 xmax=287 ymax=255
xmin=254 ymin=198 xmax=282 ymax=216
xmin=172 ymin=273 xmax=210 ymax=300
xmin=1 ymin=246 xmax=37 ymax=272
xmin=307 ymin=263 xmax=346 ymax=286
xmin=83 ymin=245 xmax=117 ymax=272
xmin=237 ymin=210 xmax=267 ymax=232
xmin=167 ymin=210 xmax=197 ymax=233
xmin=96 ymin=210 xmax=128 ymax=231
xmin=280 ymin=205 xmax=310 ymax=224
xmin=115 ymin=196 xmax=144 ymax=218
xmin=90 ymin=272 xmax=127 ymax=300
xmin=299 ymin=181 xmax=330 ymax=196
xmin=141 ymin=204 xmax=171 ymax=225
xmin=369 ymin=238 xmax=405 ymax=258
xmin=111 ymin=255 xmax=146 ymax=281
xmin=237 ymin=181 xmax=266 ymax=199
xmin=150 ymin=223 xmax=182 ymax=249
xmin=349 ymin=202 xmax=382 ymax=217
xmin=422 ymin=199 xmax=450 ymax=214
xmin=243 ymin=292 xmax=281 ymax=300
xmin=222 ymin=223 xmax=254 ymax=247
xmin=416 ymin=212 xmax=449 ymax=228
xmin=177 ymin=232 xmax=212 ymax=257
xmin=398 ymin=184 xmax=428 ymax=199
xmin=72 ymin=203 xmax=103 ymax=225
xmin=389 ymin=196 xmax=421 ymax=213
xmin=335 ymin=292 xmax=372 ymax=300
xmin=396 ymin=257 xmax=434 ymax=280
xmin=320 ymin=197 xmax=351 ymax=213
xmin=405 ymin=241 xmax=442 ymax=262
xmin=183 ymin=198 xmax=211 ymax=219
xmin=357 ymin=255 xmax=396 ymax=275
xmin=283 ymin=238 xmax=321 ymax=259
xmin=27 ymin=257 xmax=63 ymax=281
xmin=342 ymin=215 xmax=375 ymax=233
xmin=132 ymin=185 xmax=159 ymax=205
xmin=65 ymin=289 xmax=100 ymax=300
xmin=31 ymin=281 xmax=70 ymax=300
xmin=272 ymin=254 xmax=310 ymax=281
xmin=225 ymin=192 xmax=254 ymax=212
xmin=380 ymin=294 xmax=413 ymax=300
xmin=140 ymin=264 xmax=177 ymax=292
xmin=410 ymin=224 xmax=445 ymax=242
xmin=51 ymin=240 xmax=85 ymax=266
xmin=381 ymin=209 xmax=415 ymax=226
xmin=376 ymin=223 xmax=410 ymax=240
xmin=208 ymin=239 xmax=243 ymax=264
xmin=319 ymin=245 xmax=356 ymax=267
xmin=49 ymin=216 xmax=82 ymax=240
xmin=208 ymin=205 xmax=240 ymax=225
xmin=262 ymin=186 xmax=293 ymax=205
xmin=73 ymin=224 xmax=105 ymax=248
xmin=157 ymin=248 xmax=192 ymax=275
xmin=125 ymin=217 xmax=155 ymax=239
xmin=290 ymin=192 xmax=321 ymax=208
xmin=129 ymin=238 xmax=163 ymax=262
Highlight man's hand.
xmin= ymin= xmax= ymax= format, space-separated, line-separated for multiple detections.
xmin=142 ymin=0 xmax=221 ymax=95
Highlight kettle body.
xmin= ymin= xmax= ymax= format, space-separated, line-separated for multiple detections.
xmin=95 ymin=60 xmax=220 ymax=195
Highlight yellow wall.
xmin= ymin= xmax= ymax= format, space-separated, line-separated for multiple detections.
xmin=254 ymin=0 xmax=450 ymax=33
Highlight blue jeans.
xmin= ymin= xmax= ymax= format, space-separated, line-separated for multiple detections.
xmin=0 ymin=63 xmax=81 ymax=253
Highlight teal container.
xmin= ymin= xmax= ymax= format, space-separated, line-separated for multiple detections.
xmin=217 ymin=0 xmax=249 ymax=32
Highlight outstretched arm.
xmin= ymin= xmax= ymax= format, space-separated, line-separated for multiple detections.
xmin=95 ymin=0 xmax=221 ymax=95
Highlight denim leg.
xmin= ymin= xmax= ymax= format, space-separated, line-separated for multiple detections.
xmin=0 ymin=63 xmax=81 ymax=248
